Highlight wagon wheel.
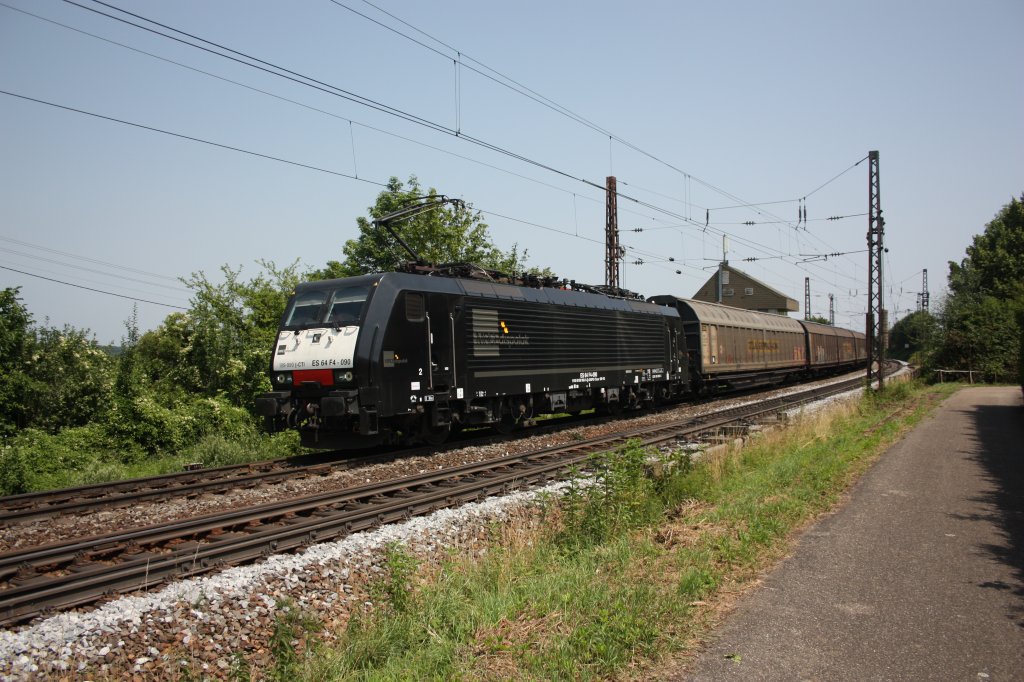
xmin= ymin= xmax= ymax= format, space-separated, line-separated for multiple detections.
xmin=493 ymin=412 xmax=517 ymax=435
xmin=422 ymin=424 xmax=451 ymax=446
xmin=598 ymin=400 xmax=623 ymax=417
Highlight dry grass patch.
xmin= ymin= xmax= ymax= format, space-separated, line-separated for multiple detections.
xmin=467 ymin=611 xmax=571 ymax=680
xmin=302 ymin=382 xmax=947 ymax=681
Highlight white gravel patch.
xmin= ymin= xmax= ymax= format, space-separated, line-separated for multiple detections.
xmin=0 ymin=369 xmax=876 ymax=679
xmin=783 ymin=385 xmax=865 ymax=419
xmin=0 ymin=480 xmax=573 ymax=680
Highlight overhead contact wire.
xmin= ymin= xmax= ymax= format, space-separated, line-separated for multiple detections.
xmin=0 ymin=265 xmax=189 ymax=309
xmin=0 ymin=90 xmax=388 ymax=188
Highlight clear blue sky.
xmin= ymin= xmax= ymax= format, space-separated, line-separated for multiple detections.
xmin=2 ymin=0 xmax=1021 ymax=343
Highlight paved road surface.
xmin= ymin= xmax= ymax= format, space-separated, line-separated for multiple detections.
xmin=677 ymin=386 xmax=1024 ymax=681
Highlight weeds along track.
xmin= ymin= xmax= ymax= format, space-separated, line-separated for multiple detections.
xmin=0 ymin=376 xmax=851 ymax=524
xmin=0 ymin=453 xmax=387 ymax=525
xmin=0 ymin=375 xmax=870 ymax=627
xmin=0 ymin=410 xmax=626 ymax=525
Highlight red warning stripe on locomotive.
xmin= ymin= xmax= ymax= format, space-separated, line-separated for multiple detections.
xmin=292 ymin=369 xmax=334 ymax=387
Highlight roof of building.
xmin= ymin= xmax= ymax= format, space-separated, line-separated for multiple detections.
xmin=692 ymin=264 xmax=799 ymax=312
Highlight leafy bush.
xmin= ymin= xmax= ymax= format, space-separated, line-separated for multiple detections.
xmin=182 ymin=428 xmax=301 ymax=468
xmin=558 ymin=441 xmax=667 ymax=548
xmin=0 ymin=424 xmax=132 ymax=495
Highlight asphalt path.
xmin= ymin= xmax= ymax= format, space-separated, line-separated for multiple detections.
xmin=676 ymin=386 xmax=1024 ymax=681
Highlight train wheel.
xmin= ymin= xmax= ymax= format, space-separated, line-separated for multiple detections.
xmin=422 ymin=425 xmax=451 ymax=446
xmin=493 ymin=413 xmax=516 ymax=435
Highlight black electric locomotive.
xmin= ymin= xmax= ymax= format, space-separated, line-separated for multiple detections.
xmin=257 ymin=271 xmax=688 ymax=449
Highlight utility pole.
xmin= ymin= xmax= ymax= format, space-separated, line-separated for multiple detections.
xmin=866 ymin=150 xmax=885 ymax=390
xmin=717 ymin=235 xmax=729 ymax=303
xmin=605 ymin=176 xmax=620 ymax=289
xmin=921 ymin=269 xmax=930 ymax=314
xmin=804 ymin=277 xmax=811 ymax=320
xmin=829 ymin=293 xmax=835 ymax=326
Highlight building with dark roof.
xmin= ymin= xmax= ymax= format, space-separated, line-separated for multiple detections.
xmin=691 ymin=263 xmax=799 ymax=315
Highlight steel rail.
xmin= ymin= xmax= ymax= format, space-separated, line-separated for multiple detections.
xmin=1 ymin=368 xmax=876 ymax=523
xmin=0 ymin=375 xmax=864 ymax=573
xmin=0 ymin=460 xmax=283 ymax=514
xmin=0 ymin=376 xmax=869 ymax=626
xmin=0 ymin=461 xmax=332 ymax=525
xmin=0 ymin=407 xmax=604 ymax=523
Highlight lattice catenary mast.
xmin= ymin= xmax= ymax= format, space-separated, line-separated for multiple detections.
xmin=804 ymin=277 xmax=811 ymax=320
xmin=866 ymin=150 xmax=886 ymax=389
xmin=605 ymin=176 xmax=620 ymax=289
xmin=921 ymin=269 xmax=929 ymax=314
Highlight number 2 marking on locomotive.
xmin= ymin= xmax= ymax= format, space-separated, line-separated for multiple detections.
xmin=418 ymin=368 xmax=423 ymax=376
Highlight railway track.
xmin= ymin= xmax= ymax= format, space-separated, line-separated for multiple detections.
xmin=0 ymin=374 xmax=871 ymax=627
xmin=0 ymin=377 xmax=826 ymax=525
xmin=0 ymin=412 xmax=603 ymax=525
xmin=0 ymin=453 xmax=376 ymax=526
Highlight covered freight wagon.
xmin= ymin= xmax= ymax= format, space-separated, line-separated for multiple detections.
xmin=649 ymin=296 xmax=806 ymax=391
xmin=798 ymin=319 xmax=867 ymax=372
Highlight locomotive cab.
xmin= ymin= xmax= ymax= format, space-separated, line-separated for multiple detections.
xmin=256 ymin=275 xmax=380 ymax=446
xmin=256 ymin=273 xmax=469 ymax=449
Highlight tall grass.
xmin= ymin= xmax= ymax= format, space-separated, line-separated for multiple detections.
xmin=256 ymin=381 xmax=952 ymax=680
xmin=0 ymin=425 xmax=302 ymax=495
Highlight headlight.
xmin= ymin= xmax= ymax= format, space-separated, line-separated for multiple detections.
xmin=334 ymin=369 xmax=354 ymax=384
xmin=274 ymin=372 xmax=292 ymax=386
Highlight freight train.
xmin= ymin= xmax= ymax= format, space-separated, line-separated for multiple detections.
xmin=256 ymin=267 xmax=867 ymax=449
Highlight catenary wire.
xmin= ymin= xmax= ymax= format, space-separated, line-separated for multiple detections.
xmin=0 ymin=246 xmax=191 ymax=292
xmin=0 ymin=3 xmax=593 ymax=203
xmin=0 ymin=89 xmax=699 ymax=282
xmin=1 ymin=5 xmax=810 ymax=278
xmin=54 ymin=0 xmax=867 ymax=281
xmin=0 ymin=232 xmax=180 ymax=282
xmin=69 ymin=0 xmax=844 ymax=242
xmin=2 ymin=27 xmax=865 ymax=298
xmin=60 ymin=0 xmax=602 ymax=191
xmin=0 ymin=90 xmax=388 ymax=189
xmin=0 ymin=265 xmax=189 ymax=309
xmin=0 ymin=258 xmax=193 ymax=304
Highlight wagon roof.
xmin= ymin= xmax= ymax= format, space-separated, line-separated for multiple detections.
xmin=798 ymin=319 xmax=861 ymax=338
xmin=650 ymin=295 xmax=805 ymax=332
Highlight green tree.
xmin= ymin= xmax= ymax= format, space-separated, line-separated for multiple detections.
xmin=311 ymin=176 xmax=546 ymax=279
xmin=933 ymin=294 xmax=1020 ymax=381
xmin=136 ymin=260 xmax=301 ymax=406
xmin=103 ymin=262 xmax=299 ymax=455
xmin=1 ymin=288 xmax=112 ymax=436
xmin=948 ymin=194 xmax=1024 ymax=301
xmin=1018 ymin=307 xmax=1024 ymax=391
xmin=806 ymin=315 xmax=831 ymax=325
xmin=933 ymin=194 xmax=1024 ymax=382
xmin=21 ymin=323 xmax=113 ymax=433
xmin=0 ymin=287 xmax=34 ymax=435
xmin=888 ymin=310 xmax=938 ymax=363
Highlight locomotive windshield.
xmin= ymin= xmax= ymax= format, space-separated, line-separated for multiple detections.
xmin=282 ymin=284 xmax=371 ymax=328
